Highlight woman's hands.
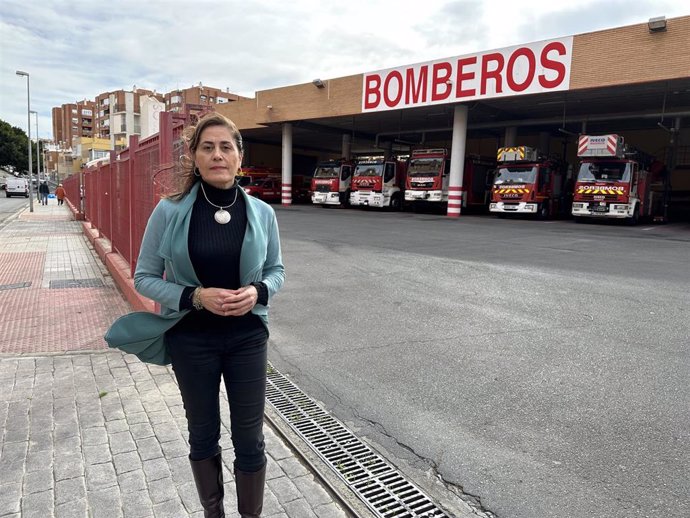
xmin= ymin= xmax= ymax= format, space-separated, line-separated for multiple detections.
xmin=197 ymin=286 xmax=258 ymax=316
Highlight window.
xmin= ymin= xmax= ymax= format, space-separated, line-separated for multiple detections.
xmin=171 ymin=95 xmax=181 ymax=104
xmin=384 ymin=163 xmax=395 ymax=182
xmin=200 ymin=95 xmax=207 ymax=101
xmin=81 ymin=109 xmax=92 ymax=116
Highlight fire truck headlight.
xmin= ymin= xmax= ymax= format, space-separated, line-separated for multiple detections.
xmin=572 ymin=203 xmax=583 ymax=209
xmin=613 ymin=204 xmax=627 ymax=210
xmin=490 ymin=203 xmax=497 ymax=210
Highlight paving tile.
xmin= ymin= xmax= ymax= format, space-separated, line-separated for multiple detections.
xmin=0 ymin=206 xmax=350 ymax=518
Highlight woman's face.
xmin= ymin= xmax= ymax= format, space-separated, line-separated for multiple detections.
xmin=193 ymin=125 xmax=243 ymax=189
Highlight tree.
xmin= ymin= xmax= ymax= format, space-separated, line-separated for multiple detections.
xmin=0 ymin=119 xmax=31 ymax=174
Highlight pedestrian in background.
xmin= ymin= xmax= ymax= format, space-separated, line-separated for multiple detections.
xmin=106 ymin=112 xmax=285 ymax=517
xmin=54 ymin=183 xmax=66 ymax=206
xmin=39 ymin=180 xmax=50 ymax=205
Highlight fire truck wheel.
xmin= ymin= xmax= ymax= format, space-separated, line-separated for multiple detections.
xmin=629 ymin=205 xmax=640 ymax=226
xmin=389 ymin=194 xmax=402 ymax=211
xmin=539 ymin=203 xmax=550 ymax=220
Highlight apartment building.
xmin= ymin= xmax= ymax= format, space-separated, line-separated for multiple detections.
xmin=95 ymin=88 xmax=165 ymax=149
xmin=164 ymin=84 xmax=245 ymax=116
xmin=51 ymin=100 xmax=97 ymax=148
xmin=52 ymin=84 xmax=241 ymax=152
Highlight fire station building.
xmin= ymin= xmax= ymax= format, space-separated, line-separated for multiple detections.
xmin=214 ymin=15 xmax=690 ymax=216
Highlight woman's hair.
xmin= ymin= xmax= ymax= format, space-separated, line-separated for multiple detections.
xmin=167 ymin=112 xmax=243 ymax=200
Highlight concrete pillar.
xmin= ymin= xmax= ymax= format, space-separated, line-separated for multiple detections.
xmin=539 ymin=131 xmax=550 ymax=155
xmin=447 ymin=105 xmax=468 ymax=218
xmin=341 ymin=134 xmax=351 ymax=159
xmin=504 ymin=126 xmax=517 ymax=147
xmin=281 ymin=123 xmax=292 ymax=206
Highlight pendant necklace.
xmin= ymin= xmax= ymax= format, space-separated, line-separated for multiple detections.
xmin=199 ymin=182 xmax=238 ymax=224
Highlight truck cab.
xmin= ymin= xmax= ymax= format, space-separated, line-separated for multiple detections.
xmin=349 ymin=157 xmax=406 ymax=210
xmin=243 ymin=176 xmax=281 ymax=203
xmin=571 ymin=135 xmax=660 ymax=224
xmin=490 ymin=146 xmax=567 ymax=218
xmin=311 ymin=159 xmax=355 ymax=206
xmin=404 ymin=149 xmax=450 ymax=204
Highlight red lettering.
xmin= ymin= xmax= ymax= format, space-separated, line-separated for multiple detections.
xmin=455 ymin=57 xmax=477 ymax=98
xmin=506 ymin=47 xmax=536 ymax=92
xmin=431 ymin=62 xmax=452 ymax=101
xmin=405 ymin=66 xmax=428 ymax=104
xmin=383 ymin=71 xmax=403 ymax=107
xmin=364 ymin=75 xmax=381 ymax=109
xmin=481 ymin=53 xmax=504 ymax=95
xmin=539 ymin=42 xmax=567 ymax=88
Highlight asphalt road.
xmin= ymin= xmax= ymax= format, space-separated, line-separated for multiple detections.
xmin=0 ymin=194 xmax=31 ymax=227
xmin=267 ymin=204 xmax=690 ymax=518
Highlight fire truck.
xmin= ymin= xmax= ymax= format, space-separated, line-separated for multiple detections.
xmin=349 ymin=156 xmax=407 ymax=209
xmin=310 ymin=159 xmax=356 ymax=206
xmin=237 ymin=166 xmax=281 ymax=188
xmin=404 ymin=149 xmax=450 ymax=204
xmin=243 ymin=176 xmax=281 ymax=202
xmin=571 ymin=135 xmax=664 ymax=224
xmin=405 ymin=149 xmax=495 ymax=211
xmin=489 ymin=146 xmax=568 ymax=218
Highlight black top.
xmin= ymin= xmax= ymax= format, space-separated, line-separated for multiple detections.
xmin=176 ymin=180 xmax=267 ymax=328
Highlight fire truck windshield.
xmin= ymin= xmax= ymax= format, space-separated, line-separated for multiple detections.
xmin=407 ymin=158 xmax=442 ymax=178
xmin=494 ymin=166 xmax=537 ymax=185
xmin=314 ymin=166 xmax=338 ymax=178
xmin=577 ymin=162 xmax=630 ymax=182
xmin=354 ymin=164 xmax=383 ymax=177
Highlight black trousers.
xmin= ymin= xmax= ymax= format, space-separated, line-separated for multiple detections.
xmin=166 ymin=315 xmax=268 ymax=472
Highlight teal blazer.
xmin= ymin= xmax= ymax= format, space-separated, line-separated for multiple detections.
xmin=104 ymin=182 xmax=285 ymax=365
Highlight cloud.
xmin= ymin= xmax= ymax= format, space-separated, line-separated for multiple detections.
xmin=1 ymin=0 xmax=688 ymax=140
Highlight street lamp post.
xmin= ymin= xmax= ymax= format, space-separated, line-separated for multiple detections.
xmin=16 ymin=70 xmax=34 ymax=212
xmin=31 ymin=110 xmax=41 ymax=181
xmin=31 ymin=110 xmax=41 ymax=203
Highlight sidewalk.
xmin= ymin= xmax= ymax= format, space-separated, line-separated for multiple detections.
xmin=0 ymin=201 xmax=349 ymax=518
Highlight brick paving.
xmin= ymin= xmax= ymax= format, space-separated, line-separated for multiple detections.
xmin=0 ymin=201 xmax=350 ymax=518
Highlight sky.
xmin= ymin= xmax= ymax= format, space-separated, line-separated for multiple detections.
xmin=1 ymin=0 xmax=688 ymax=140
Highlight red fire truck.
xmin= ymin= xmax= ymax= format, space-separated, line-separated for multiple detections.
xmin=310 ymin=159 xmax=356 ymax=206
xmin=489 ymin=146 xmax=568 ymax=218
xmin=349 ymin=156 xmax=406 ymax=209
xmin=404 ymin=149 xmax=494 ymax=211
xmin=571 ymin=134 xmax=664 ymax=224
xmin=237 ymin=166 xmax=281 ymax=188
xmin=243 ymin=176 xmax=281 ymax=202
xmin=404 ymin=149 xmax=450 ymax=204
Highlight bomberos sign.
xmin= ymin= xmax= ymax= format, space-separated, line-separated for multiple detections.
xmin=362 ymin=37 xmax=573 ymax=113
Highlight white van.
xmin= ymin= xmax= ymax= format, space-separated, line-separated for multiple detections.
xmin=6 ymin=177 xmax=29 ymax=198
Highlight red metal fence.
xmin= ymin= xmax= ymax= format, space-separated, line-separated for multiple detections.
xmin=63 ymin=111 xmax=189 ymax=275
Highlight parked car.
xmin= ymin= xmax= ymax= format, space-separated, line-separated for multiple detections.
xmin=6 ymin=177 xmax=29 ymax=198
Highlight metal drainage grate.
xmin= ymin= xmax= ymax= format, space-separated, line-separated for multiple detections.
xmin=49 ymin=278 xmax=104 ymax=289
xmin=0 ymin=282 xmax=32 ymax=291
xmin=266 ymin=364 xmax=450 ymax=518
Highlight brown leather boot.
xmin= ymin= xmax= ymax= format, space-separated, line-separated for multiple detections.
xmin=189 ymin=453 xmax=225 ymax=518
xmin=235 ymin=464 xmax=266 ymax=517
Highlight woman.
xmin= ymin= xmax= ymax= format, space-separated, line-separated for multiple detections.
xmin=106 ymin=112 xmax=284 ymax=517
xmin=54 ymin=183 xmax=66 ymax=205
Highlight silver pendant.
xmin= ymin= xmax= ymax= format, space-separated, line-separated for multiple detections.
xmin=214 ymin=209 xmax=231 ymax=224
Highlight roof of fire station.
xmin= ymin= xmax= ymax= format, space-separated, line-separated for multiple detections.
xmin=216 ymin=15 xmax=690 ymax=155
